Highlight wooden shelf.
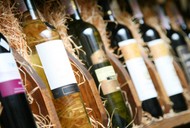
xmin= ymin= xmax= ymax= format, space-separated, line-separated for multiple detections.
xmin=12 ymin=39 xmax=190 ymax=128
xmin=13 ymin=49 xmax=108 ymax=127
xmin=143 ymin=110 xmax=190 ymax=128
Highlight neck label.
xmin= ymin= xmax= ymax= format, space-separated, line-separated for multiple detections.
xmin=101 ymin=79 xmax=121 ymax=95
xmin=119 ymin=39 xmax=141 ymax=60
xmin=91 ymin=49 xmax=108 ymax=65
xmin=148 ymin=39 xmax=169 ymax=58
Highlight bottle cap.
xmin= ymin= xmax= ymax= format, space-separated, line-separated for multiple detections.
xmin=15 ymin=0 xmax=27 ymax=13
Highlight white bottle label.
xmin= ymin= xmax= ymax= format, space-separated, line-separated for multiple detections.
xmin=119 ymin=39 xmax=158 ymax=101
xmin=0 ymin=53 xmax=21 ymax=82
xmin=95 ymin=66 xmax=119 ymax=95
xmin=95 ymin=66 xmax=116 ymax=82
xmin=36 ymin=40 xmax=79 ymax=98
xmin=148 ymin=39 xmax=183 ymax=96
xmin=126 ymin=58 xmax=158 ymax=101
xmin=0 ymin=53 xmax=25 ymax=97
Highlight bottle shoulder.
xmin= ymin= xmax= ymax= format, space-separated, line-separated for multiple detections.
xmin=68 ymin=20 xmax=100 ymax=36
xmin=167 ymin=29 xmax=186 ymax=44
xmin=139 ymin=23 xmax=160 ymax=42
xmin=22 ymin=20 xmax=60 ymax=47
xmin=140 ymin=23 xmax=157 ymax=33
xmin=106 ymin=21 xmax=133 ymax=40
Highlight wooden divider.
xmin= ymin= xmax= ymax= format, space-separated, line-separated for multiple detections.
xmin=174 ymin=61 xmax=190 ymax=89
xmin=13 ymin=45 xmax=190 ymax=128
xmin=144 ymin=110 xmax=190 ymax=128
xmin=67 ymin=52 xmax=108 ymax=126
xmin=144 ymin=57 xmax=172 ymax=113
xmin=13 ymin=49 xmax=62 ymax=128
xmin=13 ymin=49 xmax=108 ymax=127
xmin=141 ymin=50 xmax=190 ymax=128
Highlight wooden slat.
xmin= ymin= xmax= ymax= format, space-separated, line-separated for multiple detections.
xmin=67 ymin=52 xmax=108 ymax=126
xmin=143 ymin=110 xmax=190 ymax=128
xmin=173 ymin=61 xmax=190 ymax=89
xmin=13 ymin=49 xmax=62 ymax=128
xmin=144 ymin=58 xmax=172 ymax=113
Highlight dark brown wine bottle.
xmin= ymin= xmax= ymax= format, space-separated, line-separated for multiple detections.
xmin=168 ymin=1 xmax=190 ymax=39
xmin=0 ymin=33 xmax=37 ymax=128
xmin=62 ymin=0 xmax=133 ymax=127
xmin=154 ymin=4 xmax=188 ymax=112
xmin=98 ymin=0 xmax=163 ymax=118
xmin=166 ymin=1 xmax=190 ymax=83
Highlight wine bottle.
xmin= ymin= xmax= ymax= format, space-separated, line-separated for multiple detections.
xmin=126 ymin=0 xmax=188 ymax=113
xmin=63 ymin=0 xmax=133 ymax=127
xmin=168 ymin=1 xmax=190 ymax=39
xmin=14 ymin=0 xmax=91 ymax=127
xmin=98 ymin=0 xmax=163 ymax=118
xmin=164 ymin=1 xmax=190 ymax=84
xmin=174 ymin=0 xmax=190 ymax=23
xmin=154 ymin=4 xmax=188 ymax=112
xmin=0 ymin=33 xmax=37 ymax=128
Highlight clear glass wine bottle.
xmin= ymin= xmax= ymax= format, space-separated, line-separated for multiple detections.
xmin=14 ymin=0 xmax=92 ymax=127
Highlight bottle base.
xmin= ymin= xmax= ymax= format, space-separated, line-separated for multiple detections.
xmin=170 ymin=93 xmax=188 ymax=113
xmin=142 ymin=98 xmax=163 ymax=118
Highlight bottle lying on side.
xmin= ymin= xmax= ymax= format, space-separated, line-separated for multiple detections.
xmin=14 ymin=0 xmax=92 ymax=127
xmin=63 ymin=0 xmax=133 ymax=127
xmin=98 ymin=0 xmax=163 ymax=118
xmin=0 ymin=33 xmax=37 ymax=128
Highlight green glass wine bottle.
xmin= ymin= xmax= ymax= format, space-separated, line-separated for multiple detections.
xmin=61 ymin=0 xmax=133 ymax=127
xmin=14 ymin=0 xmax=92 ymax=127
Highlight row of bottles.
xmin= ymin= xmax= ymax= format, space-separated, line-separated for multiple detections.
xmin=126 ymin=0 xmax=188 ymax=113
xmin=98 ymin=0 xmax=188 ymax=118
xmin=98 ymin=0 xmax=163 ymax=118
xmin=65 ymin=0 xmax=132 ymax=127
xmin=1 ymin=0 xmax=91 ymax=127
xmin=1 ymin=0 xmax=190 ymax=127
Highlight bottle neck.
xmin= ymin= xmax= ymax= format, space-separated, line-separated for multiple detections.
xmin=127 ymin=0 xmax=144 ymax=20
xmin=169 ymin=2 xmax=188 ymax=31
xmin=15 ymin=0 xmax=40 ymax=21
xmin=155 ymin=4 xmax=172 ymax=31
xmin=137 ymin=17 xmax=145 ymax=25
xmin=98 ymin=0 xmax=116 ymax=21
xmin=61 ymin=0 xmax=82 ymax=21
